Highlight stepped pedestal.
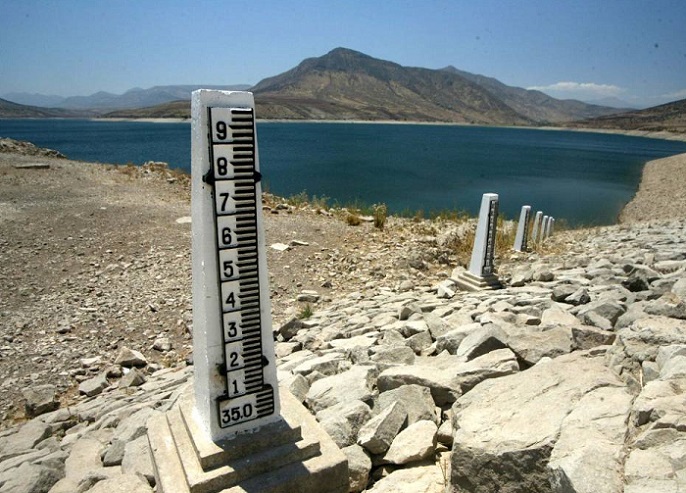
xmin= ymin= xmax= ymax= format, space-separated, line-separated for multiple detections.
xmin=148 ymin=388 xmax=349 ymax=493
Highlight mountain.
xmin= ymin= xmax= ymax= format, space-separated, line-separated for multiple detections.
xmin=440 ymin=66 xmax=626 ymax=122
xmin=57 ymin=85 xmax=251 ymax=110
xmin=251 ymin=48 xmax=532 ymax=124
xmin=103 ymin=100 xmax=190 ymax=119
xmin=0 ymin=98 xmax=92 ymax=118
xmin=2 ymin=92 xmax=66 ymax=107
xmin=569 ymin=99 xmax=686 ymax=133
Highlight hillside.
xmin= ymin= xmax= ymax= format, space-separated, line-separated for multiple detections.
xmin=570 ymin=98 xmax=686 ymax=133
xmin=441 ymin=66 xmax=627 ymax=123
xmin=0 ymin=97 xmax=91 ymax=118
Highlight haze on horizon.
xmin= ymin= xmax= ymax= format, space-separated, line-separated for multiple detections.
xmin=1 ymin=0 xmax=685 ymax=109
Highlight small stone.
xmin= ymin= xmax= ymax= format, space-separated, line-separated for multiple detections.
xmin=152 ymin=337 xmax=172 ymax=352
xmin=270 ymin=243 xmax=290 ymax=252
xmin=78 ymin=373 xmax=109 ymax=397
xmin=297 ymin=291 xmax=320 ymax=303
xmin=120 ymin=368 xmax=147 ymax=388
xmin=115 ymin=347 xmax=147 ymax=367
xmin=22 ymin=384 xmax=58 ymax=418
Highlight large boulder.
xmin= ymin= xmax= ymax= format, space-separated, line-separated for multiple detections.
xmin=449 ymin=351 xmax=630 ymax=493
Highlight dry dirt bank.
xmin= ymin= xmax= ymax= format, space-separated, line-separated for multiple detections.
xmin=620 ymin=152 xmax=686 ymax=223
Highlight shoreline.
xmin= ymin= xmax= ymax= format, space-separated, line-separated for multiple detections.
xmin=78 ymin=117 xmax=686 ymax=143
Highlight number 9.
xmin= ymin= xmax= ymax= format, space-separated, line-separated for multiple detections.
xmin=216 ymin=121 xmax=228 ymax=140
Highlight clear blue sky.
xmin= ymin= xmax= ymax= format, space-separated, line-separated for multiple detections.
xmin=1 ymin=0 xmax=685 ymax=107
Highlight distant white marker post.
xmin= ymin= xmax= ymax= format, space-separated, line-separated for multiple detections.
xmin=455 ymin=193 xmax=502 ymax=290
xmin=513 ymin=205 xmax=531 ymax=252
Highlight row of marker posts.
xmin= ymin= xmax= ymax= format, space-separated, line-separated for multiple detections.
xmin=513 ymin=205 xmax=554 ymax=252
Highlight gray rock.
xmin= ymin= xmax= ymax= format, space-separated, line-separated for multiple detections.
xmin=152 ymin=337 xmax=172 ymax=352
xmin=114 ymin=347 xmax=147 ymax=368
xmin=291 ymin=352 xmax=349 ymax=378
xmin=547 ymin=385 xmax=633 ymax=493
xmin=622 ymin=269 xmax=651 ymax=292
xmin=22 ymin=384 xmax=58 ymax=418
xmin=0 ymin=461 xmax=63 ymax=493
xmin=102 ymin=438 xmax=126 ymax=466
xmin=551 ymin=284 xmax=577 ymax=302
xmin=566 ymin=288 xmax=591 ymax=306
xmin=365 ymin=463 xmax=444 ymax=493
xmin=378 ymin=385 xmax=437 ymax=425
xmin=342 ymin=445 xmax=372 ymax=493
xmin=671 ymin=276 xmax=686 ymax=300
xmin=450 ymin=351 xmax=627 ymax=493
xmin=0 ymin=420 xmax=51 ymax=461
xmin=119 ymin=368 xmax=147 ymax=388
xmin=306 ymin=366 xmax=377 ymax=413
xmin=49 ymin=437 xmax=105 ymax=492
xmin=423 ymin=312 xmax=451 ymax=340
xmin=618 ymin=316 xmax=686 ymax=363
xmin=571 ymin=325 xmax=616 ymax=350
xmin=112 ymin=407 xmax=157 ymax=443
xmin=377 ymin=354 xmax=463 ymax=407
xmin=370 ymin=346 xmax=415 ymax=370
xmin=382 ymin=420 xmax=437 ymax=465
xmin=435 ymin=323 xmax=480 ymax=355
xmin=398 ymin=302 xmax=422 ymax=321
xmin=541 ymin=304 xmax=579 ymax=326
xmin=316 ymin=400 xmax=372 ymax=448
xmin=121 ymin=435 xmax=155 ymax=486
xmin=453 ymin=348 xmax=520 ymax=393
xmin=455 ymin=325 xmax=509 ymax=361
xmin=505 ymin=325 xmax=573 ymax=365
xmin=405 ymin=330 xmax=433 ymax=355
xmin=78 ymin=372 xmax=109 ymax=397
xmin=87 ymin=474 xmax=154 ymax=493
xmin=277 ymin=318 xmax=305 ymax=340
xmin=578 ymin=300 xmax=626 ymax=327
xmin=357 ymin=401 xmax=408 ymax=455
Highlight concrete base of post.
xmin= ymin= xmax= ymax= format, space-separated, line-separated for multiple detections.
xmin=148 ymin=386 xmax=348 ymax=493
xmin=454 ymin=270 xmax=502 ymax=291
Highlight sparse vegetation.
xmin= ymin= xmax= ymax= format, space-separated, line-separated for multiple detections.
xmin=373 ymin=203 xmax=387 ymax=230
xmin=297 ymin=303 xmax=313 ymax=319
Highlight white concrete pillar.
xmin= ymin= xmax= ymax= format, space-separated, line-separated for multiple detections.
xmin=513 ymin=205 xmax=531 ymax=252
xmin=190 ymin=90 xmax=280 ymax=441
xmin=531 ymin=211 xmax=543 ymax=244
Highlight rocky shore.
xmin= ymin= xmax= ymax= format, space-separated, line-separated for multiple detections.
xmin=1 ymin=139 xmax=686 ymax=492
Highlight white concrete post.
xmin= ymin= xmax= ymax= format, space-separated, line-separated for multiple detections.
xmin=468 ymin=193 xmax=499 ymax=277
xmin=191 ymin=90 xmax=280 ymax=442
xmin=549 ymin=217 xmax=555 ymax=237
xmin=513 ymin=205 xmax=531 ymax=252
xmin=531 ymin=211 xmax=543 ymax=244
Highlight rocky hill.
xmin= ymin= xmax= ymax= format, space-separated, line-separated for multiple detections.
xmin=2 ymin=140 xmax=686 ymax=492
xmin=442 ymin=66 xmax=627 ymax=123
xmin=251 ymin=48 xmax=532 ymax=124
xmin=570 ymin=98 xmax=686 ymax=133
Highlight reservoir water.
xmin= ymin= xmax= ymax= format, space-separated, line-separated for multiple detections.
xmin=2 ymin=118 xmax=686 ymax=225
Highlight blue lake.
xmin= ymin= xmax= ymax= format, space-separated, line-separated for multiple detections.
xmin=2 ymin=118 xmax=686 ymax=225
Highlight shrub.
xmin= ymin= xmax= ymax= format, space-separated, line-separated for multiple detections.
xmin=373 ymin=203 xmax=387 ymax=230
